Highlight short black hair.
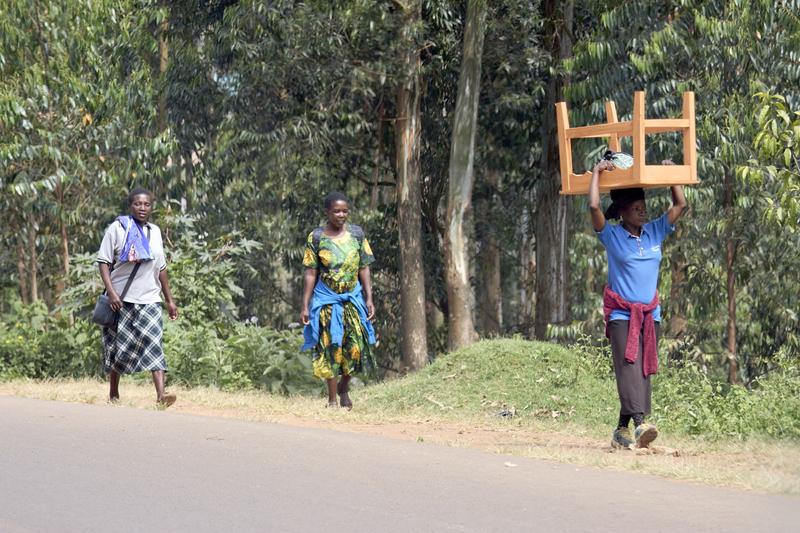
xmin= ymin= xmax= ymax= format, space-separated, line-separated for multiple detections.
xmin=127 ymin=187 xmax=153 ymax=206
xmin=604 ymin=187 xmax=645 ymax=220
xmin=324 ymin=191 xmax=349 ymax=210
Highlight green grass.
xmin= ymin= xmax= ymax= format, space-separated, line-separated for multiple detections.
xmin=359 ymin=338 xmax=615 ymax=434
xmin=357 ymin=337 xmax=800 ymax=442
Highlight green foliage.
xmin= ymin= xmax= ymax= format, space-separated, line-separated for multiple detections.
xmin=159 ymin=212 xmax=262 ymax=328
xmin=563 ymin=0 xmax=800 ymax=380
xmin=0 ymin=296 xmax=319 ymax=396
xmin=164 ymin=321 xmax=318 ymax=394
xmin=654 ymin=354 xmax=800 ymax=440
xmin=1 ymin=1 xmax=798 ymax=422
xmin=738 ymin=91 xmax=800 ymax=230
xmin=0 ymin=301 xmax=101 ymax=380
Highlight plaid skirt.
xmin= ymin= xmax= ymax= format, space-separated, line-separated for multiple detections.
xmin=103 ymin=302 xmax=166 ymax=374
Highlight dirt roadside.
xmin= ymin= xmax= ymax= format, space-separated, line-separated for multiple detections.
xmin=2 ymin=379 xmax=798 ymax=495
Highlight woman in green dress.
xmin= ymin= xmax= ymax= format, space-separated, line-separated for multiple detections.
xmin=301 ymin=192 xmax=377 ymax=409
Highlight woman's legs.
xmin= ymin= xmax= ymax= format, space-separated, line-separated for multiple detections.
xmin=326 ymin=378 xmax=338 ymax=407
xmin=337 ymin=375 xmax=352 ymax=410
xmin=152 ymin=370 xmax=175 ymax=406
xmin=109 ymin=370 xmax=120 ymax=401
xmin=324 ymin=376 xmax=353 ymax=409
xmin=608 ymin=320 xmax=652 ymax=418
xmin=608 ymin=320 xmax=656 ymax=447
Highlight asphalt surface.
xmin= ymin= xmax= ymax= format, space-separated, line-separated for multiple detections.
xmin=1 ymin=396 xmax=797 ymax=533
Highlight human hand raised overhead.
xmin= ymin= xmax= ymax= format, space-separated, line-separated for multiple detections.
xmin=593 ymin=160 xmax=615 ymax=173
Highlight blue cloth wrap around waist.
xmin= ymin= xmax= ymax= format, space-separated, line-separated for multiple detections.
xmin=302 ymin=279 xmax=376 ymax=351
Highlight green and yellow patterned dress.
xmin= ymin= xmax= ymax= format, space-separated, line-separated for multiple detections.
xmin=303 ymin=224 xmax=376 ymax=379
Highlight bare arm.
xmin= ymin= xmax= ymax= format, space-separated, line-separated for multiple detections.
xmin=300 ymin=268 xmax=317 ymax=325
xmin=158 ymin=269 xmax=178 ymax=320
xmin=99 ymin=263 xmax=122 ymax=311
xmin=667 ymin=185 xmax=687 ymax=224
xmin=358 ymin=266 xmax=375 ymax=320
xmin=589 ymin=160 xmax=614 ymax=232
xmin=661 ymin=160 xmax=687 ymax=224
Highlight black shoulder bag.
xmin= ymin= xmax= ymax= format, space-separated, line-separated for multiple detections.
xmin=91 ymin=263 xmax=142 ymax=328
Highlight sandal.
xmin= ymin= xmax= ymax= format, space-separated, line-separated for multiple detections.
xmin=157 ymin=393 xmax=177 ymax=408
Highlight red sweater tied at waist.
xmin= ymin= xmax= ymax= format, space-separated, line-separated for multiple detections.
xmin=603 ymin=286 xmax=659 ymax=377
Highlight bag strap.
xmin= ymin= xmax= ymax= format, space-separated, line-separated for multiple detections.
xmin=312 ymin=227 xmax=324 ymax=251
xmin=118 ymin=262 xmax=142 ymax=301
xmin=349 ymin=223 xmax=364 ymax=247
xmin=312 ymin=224 xmax=364 ymax=250
xmin=108 ymin=226 xmax=149 ymax=301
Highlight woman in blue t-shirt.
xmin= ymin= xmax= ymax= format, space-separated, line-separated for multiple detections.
xmin=588 ymin=159 xmax=687 ymax=449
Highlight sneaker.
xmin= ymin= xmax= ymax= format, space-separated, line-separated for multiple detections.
xmin=611 ymin=427 xmax=634 ymax=449
xmin=634 ymin=423 xmax=658 ymax=448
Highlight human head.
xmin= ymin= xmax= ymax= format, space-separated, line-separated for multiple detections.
xmin=127 ymin=187 xmax=153 ymax=223
xmin=324 ymin=191 xmax=349 ymax=230
xmin=604 ymin=188 xmax=646 ymax=226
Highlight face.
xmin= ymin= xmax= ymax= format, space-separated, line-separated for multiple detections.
xmin=621 ymin=199 xmax=647 ymax=227
xmin=326 ymin=200 xmax=349 ymax=229
xmin=129 ymin=194 xmax=153 ymax=223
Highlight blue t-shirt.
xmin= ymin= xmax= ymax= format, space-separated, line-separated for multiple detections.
xmin=596 ymin=213 xmax=675 ymax=322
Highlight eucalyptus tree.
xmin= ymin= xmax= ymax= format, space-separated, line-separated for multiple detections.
xmin=443 ymin=0 xmax=487 ymax=350
xmin=393 ymin=0 xmax=430 ymax=370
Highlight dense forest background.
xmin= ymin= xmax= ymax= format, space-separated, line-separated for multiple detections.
xmin=1 ymin=0 xmax=798 ymax=392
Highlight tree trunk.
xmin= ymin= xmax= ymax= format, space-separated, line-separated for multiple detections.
xmin=56 ymin=182 xmax=70 ymax=297
xmin=16 ymin=229 xmax=29 ymax=305
xmin=157 ymin=12 xmax=169 ymax=133
xmin=395 ymin=2 xmax=429 ymax=372
xmin=477 ymin=170 xmax=502 ymax=336
xmin=724 ymin=172 xmax=738 ymax=383
xmin=27 ymin=212 xmax=39 ymax=304
xmin=667 ymin=233 xmax=688 ymax=339
xmin=726 ymin=238 xmax=737 ymax=382
xmin=534 ymin=0 xmax=574 ymax=339
xmin=666 ymin=233 xmax=688 ymax=364
xmin=444 ymin=0 xmax=486 ymax=351
xmin=371 ymin=102 xmax=385 ymax=210
xmin=518 ymin=205 xmax=535 ymax=332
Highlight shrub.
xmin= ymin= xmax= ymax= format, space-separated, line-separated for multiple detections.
xmin=0 ymin=301 xmax=102 ymax=380
xmin=164 ymin=321 xmax=319 ymax=394
xmin=2 ymin=298 xmax=320 ymax=396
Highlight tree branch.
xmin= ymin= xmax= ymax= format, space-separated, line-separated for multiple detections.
xmin=357 ymin=175 xmax=395 ymax=187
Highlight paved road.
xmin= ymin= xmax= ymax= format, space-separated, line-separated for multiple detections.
xmin=1 ymin=396 xmax=797 ymax=533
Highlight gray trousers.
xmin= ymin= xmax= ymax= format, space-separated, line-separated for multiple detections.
xmin=608 ymin=320 xmax=660 ymax=416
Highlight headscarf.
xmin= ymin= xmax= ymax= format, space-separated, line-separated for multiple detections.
xmin=117 ymin=215 xmax=154 ymax=263
xmin=604 ymin=188 xmax=645 ymax=220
